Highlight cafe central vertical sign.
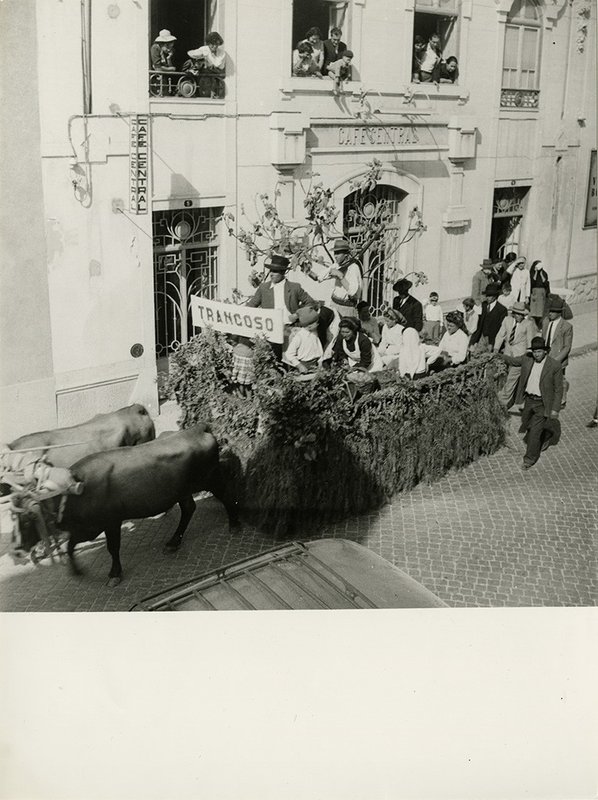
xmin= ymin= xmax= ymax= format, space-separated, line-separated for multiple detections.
xmin=130 ymin=115 xmax=149 ymax=214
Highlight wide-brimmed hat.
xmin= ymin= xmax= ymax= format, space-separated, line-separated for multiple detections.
xmin=480 ymin=258 xmax=495 ymax=269
xmin=393 ymin=278 xmax=412 ymax=293
xmin=509 ymin=301 xmax=527 ymax=315
xmin=548 ymin=296 xmax=565 ymax=313
xmin=530 ymin=336 xmax=550 ymax=351
xmin=333 ymin=239 xmax=351 ymax=254
xmin=265 ymin=254 xmax=290 ymax=272
xmin=155 ymin=29 xmax=176 ymax=42
xmin=484 ymin=283 xmax=501 ymax=297
xmin=296 ymin=306 xmax=320 ymax=327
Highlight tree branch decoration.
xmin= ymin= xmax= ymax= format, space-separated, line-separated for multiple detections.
xmin=222 ymin=160 xmax=428 ymax=293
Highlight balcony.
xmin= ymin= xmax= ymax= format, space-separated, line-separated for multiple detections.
xmin=500 ymin=88 xmax=539 ymax=109
xmin=149 ymin=69 xmax=225 ymax=100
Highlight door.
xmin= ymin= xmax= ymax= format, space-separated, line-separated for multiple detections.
xmin=343 ymin=185 xmax=407 ymax=314
xmin=153 ymin=208 xmax=221 ymax=390
xmin=489 ymin=186 xmax=530 ymax=260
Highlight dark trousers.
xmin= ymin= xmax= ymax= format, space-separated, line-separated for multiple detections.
xmin=521 ymin=397 xmax=548 ymax=465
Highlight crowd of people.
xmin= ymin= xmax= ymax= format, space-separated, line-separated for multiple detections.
xmin=229 ymin=244 xmax=576 ymax=470
xmin=292 ymin=27 xmax=354 ymax=94
xmin=412 ymin=33 xmax=459 ymax=84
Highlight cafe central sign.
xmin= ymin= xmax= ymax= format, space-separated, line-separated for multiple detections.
xmin=338 ymin=125 xmax=420 ymax=146
xmin=129 ymin=115 xmax=149 ymax=214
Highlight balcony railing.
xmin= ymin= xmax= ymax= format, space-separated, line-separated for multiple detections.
xmin=149 ymin=69 xmax=225 ymax=100
xmin=500 ymin=88 xmax=539 ymax=109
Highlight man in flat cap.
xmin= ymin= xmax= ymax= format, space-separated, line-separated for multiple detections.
xmin=469 ymin=282 xmax=507 ymax=351
xmin=392 ymin=278 xmax=423 ymax=332
xmin=541 ymin=295 xmax=573 ymax=408
xmin=493 ymin=301 xmax=536 ymax=408
xmin=500 ymin=336 xmax=563 ymax=469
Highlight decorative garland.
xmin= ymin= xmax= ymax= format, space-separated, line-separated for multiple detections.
xmin=167 ymin=332 xmax=507 ymax=534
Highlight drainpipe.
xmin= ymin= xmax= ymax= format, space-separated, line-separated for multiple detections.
xmin=560 ymin=0 xmax=574 ymax=120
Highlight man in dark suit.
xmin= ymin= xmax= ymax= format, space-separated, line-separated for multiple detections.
xmin=469 ymin=283 xmax=507 ymax=351
xmin=501 ymin=336 xmax=563 ymax=469
xmin=247 ymin=254 xmax=315 ymax=317
xmin=392 ymin=278 xmax=423 ymax=332
xmin=541 ymin=295 xmax=573 ymax=408
xmin=322 ymin=27 xmax=347 ymax=75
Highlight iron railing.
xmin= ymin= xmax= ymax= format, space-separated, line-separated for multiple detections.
xmin=149 ymin=69 xmax=225 ymax=99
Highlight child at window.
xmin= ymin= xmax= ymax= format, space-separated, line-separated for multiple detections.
xmin=419 ymin=33 xmax=442 ymax=82
xmin=422 ymin=291 xmax=444 ymax=343
xmin=292 ymin=42 xmax=322 ymax=77
xmin=327 ymin=50 xmax=354 ymax=95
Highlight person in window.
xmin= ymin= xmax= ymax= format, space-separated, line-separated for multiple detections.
xmin=322 ymin=27 xmax=347 ymax=75
xmin=292 ymin=42 xmax=322 ymax=77
xmin=150 ymin=29 xmax=177 ymax=71
xmin=187 ymin=32 xmax=226 ymax=71
xmin=327 ymin=50 xmax=354 ymax=95
xmin=412 ymin=35 xmax=427 ymax=82
xmin=419 ymin=33 xmax=442 ymax=83
xmin=434 ymin=56 xmax=459 ymax=84
xmin=297 ymin=27 xmax=325 ymax=72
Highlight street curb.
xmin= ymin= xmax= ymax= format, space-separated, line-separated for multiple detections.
xmin=571 ymin=342 xmax=597 ymax=358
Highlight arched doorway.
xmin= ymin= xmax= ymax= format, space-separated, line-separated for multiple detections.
xmin=343 ymin=184 xmax=408 ymax=314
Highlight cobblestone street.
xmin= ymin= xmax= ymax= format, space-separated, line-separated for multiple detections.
xmin=1 ymin=351 xmax=596 ymax=611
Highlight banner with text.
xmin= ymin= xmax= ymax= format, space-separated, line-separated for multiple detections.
xmin=129 ymin=115 xmax=149 ymax=214
xmin=191 ymin=296 xmax=284 ymax=344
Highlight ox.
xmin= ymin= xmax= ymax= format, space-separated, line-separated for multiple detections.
xmin=9 ymin=404 xmax=155 ymax=468
xmin=57 ymin=424 xmax=240 ymax=586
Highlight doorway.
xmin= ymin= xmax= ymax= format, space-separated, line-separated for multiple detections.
xmin=489 ymin=186 xmax=530 ymax=260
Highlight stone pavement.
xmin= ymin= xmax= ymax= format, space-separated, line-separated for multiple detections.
xmin=1 ymin=328 xmax=596 ymax=612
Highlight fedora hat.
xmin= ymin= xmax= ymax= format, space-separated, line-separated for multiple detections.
xmin=393 ymin=278 xmax=412 ymax=293
xmin=530 ymin=336 xmax=550 ymax=351
xmin=480 ymin=258 xmax=495 ymax=269
xmin=509 ymin=301 xmax=527 ymax=314
xmin=484 ymin=282 xmax=501 ymax=297
xmin=265 ymin=254 xmax=290 ymax=272
xmin=548 ymin=295 xmax=565 ymax=312
xmin=155 ymin=29 xmax=177 ymax=42
xmin=333 ymin=238 xmax=351 ymax=254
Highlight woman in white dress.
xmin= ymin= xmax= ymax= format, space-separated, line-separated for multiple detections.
xmin=428 ymin=311 xmax=470 ymax=372
xmin=377 ymin=308 xmax=405 ymax=367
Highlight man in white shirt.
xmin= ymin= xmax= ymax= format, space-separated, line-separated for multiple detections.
xmin=500 ymin=336 xmax=563 ymax=469
xmin=312 ymin=239 xmax=362 ymax=318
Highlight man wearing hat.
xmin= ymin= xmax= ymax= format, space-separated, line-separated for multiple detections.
xmin=150 ymin=30 xmax=177 ymax=71
xmin=469 ymin=283 xmax=507 ymax=351
xmin=493 ymin=301 xmax=536 ymax=407
xmin=541 ymin=295 xmax=573 ymax=408
xmin=316 ymin=239 xmax=362 ymax=318
xmin=471 ymin=258 xmax=499 ymax=306
xmin=246 ymin=254 xmax=316 ymax=357
xmin=282 ymin=305 xmax=323 ymax=374
xmin=500 ymin=337 xmax=563 ymax=469
xmin=392 ymin=278 xmax=423 ymax=332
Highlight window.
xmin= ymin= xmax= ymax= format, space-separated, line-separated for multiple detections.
xmin=412 ymin=0 xmax=460 ymax=85
xmin=501 ymin=0 xmax=541 ymax=108
xmin=291 ymin=0 xmax=349 ymax=78
xmin=149 ymin=0 xmax=225 ymax=99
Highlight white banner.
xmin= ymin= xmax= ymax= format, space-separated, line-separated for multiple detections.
xmin=190 ymin=296 xmax=284 ymax=344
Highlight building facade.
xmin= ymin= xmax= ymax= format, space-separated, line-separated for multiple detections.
xmin=1 ymin=0 xmax=596 ymax=438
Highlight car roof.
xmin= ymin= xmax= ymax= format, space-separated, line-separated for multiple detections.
xmin=130 ymin=539 xmax=447 ymax=611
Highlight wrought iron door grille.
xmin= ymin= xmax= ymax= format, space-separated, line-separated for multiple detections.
xmin=153 ymin=208 xmax=221 ymax=357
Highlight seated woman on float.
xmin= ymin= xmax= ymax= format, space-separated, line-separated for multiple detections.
xmin=326 ymin=316 xmax=384 ymax=372
xmin=377 ymin=308 xmax=406 ymax=367
xmin=427 ymin=310 xmax=470 ymax=371
xmin=398 ymin=328 xmax=441 ymax=379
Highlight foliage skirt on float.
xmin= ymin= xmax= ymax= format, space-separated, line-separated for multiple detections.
xmin=168 ymin=330 xmax=507 ymax=536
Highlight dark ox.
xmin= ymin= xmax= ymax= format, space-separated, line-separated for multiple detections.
xmin=9 ymin=404 xmax=155 ymax=468
xmin=57 ymin=424 xmax=240 ymax=586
